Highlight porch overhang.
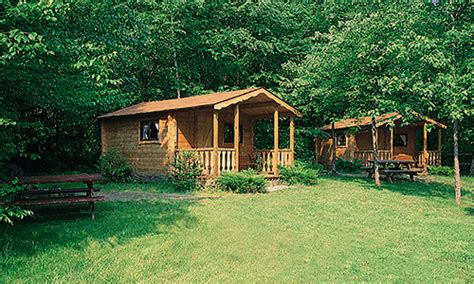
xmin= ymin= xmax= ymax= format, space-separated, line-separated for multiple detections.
xmin=213 ymin=88 xmax=302 ymax=118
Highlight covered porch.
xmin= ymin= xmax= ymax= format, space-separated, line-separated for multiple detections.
xmin=173 ymin=88 xmax=301 ymax=177
xmin=353 ymin=119 xmax=446 ymax=170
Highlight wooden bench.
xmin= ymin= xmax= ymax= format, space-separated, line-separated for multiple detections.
xmin=380 ymin=169 xmax=424 ymax=182
xmin=2 ymin=174 xmax=104 ymax=220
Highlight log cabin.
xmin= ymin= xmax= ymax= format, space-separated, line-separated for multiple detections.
xmin=98 ymin=87 xmax=301 ymax=177
xmin=315 ymin=112 xmax=447 ymax=170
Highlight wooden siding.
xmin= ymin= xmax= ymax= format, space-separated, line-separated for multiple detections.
xmin=101 ymin=114 xmax=174 ymax=176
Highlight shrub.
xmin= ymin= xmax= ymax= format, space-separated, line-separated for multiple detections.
xmin=0 ymin=179 xmax=33 ymax=224
xmin=428 ymin=165 xmax=454 ymax=176
xmin=171 ymin=151 xmax=203 ymax=191
xmin=98 ymin=150 xmax=132 ymax=182
xmin=335 ymin=158 xmax=362 ymax=173
xmin=278 ymin=161 xmax=321 ymax=185
xmin=217 ymin=169 xmax=266 ymax=193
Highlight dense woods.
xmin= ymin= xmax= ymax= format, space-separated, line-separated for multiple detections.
xmin=1 ymin=1 xmax=472 ymax=177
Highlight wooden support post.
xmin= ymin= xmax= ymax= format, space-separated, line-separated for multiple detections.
xmin=438 ymin=128 xmax=442 ymax=151
xmin=273 ymin=107 xmax=279 ymax=175
xmin=389 ymin=127 xmax=394 ymax=159
xmin=438 ymin=128 xmax=442 ymax=165
xmin=213 ymin=110 xmax=219 ymax=176
xmin=167 ymin=113 xmax=177 ymax=174
xmin=234 ymin=104 xmax=239 ymax=172
xmin=289 ymin=116 xmax=295 ymax=165
xmin=423 ymin=123 xmax=428 ymax=172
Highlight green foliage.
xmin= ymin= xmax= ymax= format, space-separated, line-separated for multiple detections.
xmin=170 ymin=151 xmax=203 ymax=192
xmin=98 ymin=150 xmax=132 ymax=182
xmin=0 ymin=0 xmax=471 ymax=178
xmin=428 ymin=165 xmax=454 ymax=176
xmin=217 ymin=169 xmax=266 ymax=193
xmin=278 ymin=161 xmax=321 ymax=185
xmin=0 ymin=179 xmax=33 ymax=224
xmin=335 ymin=158 xmax=362 ymax=173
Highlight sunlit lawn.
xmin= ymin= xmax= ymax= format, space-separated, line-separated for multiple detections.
xmin=1 ymin=176 xmax=473 ymax=282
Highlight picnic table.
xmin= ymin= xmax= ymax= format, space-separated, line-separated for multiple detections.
xmin=1 ymin=173 xmax=104 ymax=220
xmin=364 ymin=160 xmax=423 ymax=182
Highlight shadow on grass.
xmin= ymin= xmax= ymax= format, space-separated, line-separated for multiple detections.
xmin=321 ymin=174 xmax=472 ymax=201
xmin=0 ymin=200 xmax=197 ymax=258
xmin=464 ymin=207 xmax=474 ymax=216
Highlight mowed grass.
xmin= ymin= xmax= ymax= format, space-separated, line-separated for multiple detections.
xmin=1 ymin=176 xmax=473 ymax=282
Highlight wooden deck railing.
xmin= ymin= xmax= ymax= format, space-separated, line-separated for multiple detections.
xmin=415 ymin=150 xmax=441 ymax=166
xmin=354 ymin=150 xmax=392 ymax=167
xmin=255 ymin=149 xmax=292 ymax=173
xmin=175 ymin=148 xmax=236 ymax=176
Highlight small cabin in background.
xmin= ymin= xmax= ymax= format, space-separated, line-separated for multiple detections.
xmin=98 ymin=87 xmax=301 ymax=177
xmin=315 ymin=112 xmax=447 ymax=169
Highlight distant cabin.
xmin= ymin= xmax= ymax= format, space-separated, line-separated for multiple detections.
xmin=315 ymin=112 xmax=447 ymax=169
xmin=98 ymin=87 xmax=301 ymax=177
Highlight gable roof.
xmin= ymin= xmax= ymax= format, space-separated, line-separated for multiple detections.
xmin=322 ymin=112 xmax=446 ymax=130
xmin=98 ymin=87 xmax=301 ymax=119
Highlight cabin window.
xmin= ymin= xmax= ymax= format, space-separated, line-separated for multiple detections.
xmin=140 ymin=120 xmax=159 ymax=142
xmin=336 ymin=133 xmax=347 ymax=147
xmin=394 ymin=134 xmax=408 ymax=147
xmin=224 ymin=123 xmax=243 ymax=144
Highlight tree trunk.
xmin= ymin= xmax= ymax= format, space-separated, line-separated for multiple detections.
xmin=173 ymin=49 xmax=181 ymax=99
xmin=371 ymin=117 xmax=381 ymax=186
xmin=453 ymin=119 xmax=462 ymax=204
xmin=330 ymin=122 xmax=337 ymax=175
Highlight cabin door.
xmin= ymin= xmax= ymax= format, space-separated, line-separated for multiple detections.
xmin=196 ymin=113 xmax=213 ymax=148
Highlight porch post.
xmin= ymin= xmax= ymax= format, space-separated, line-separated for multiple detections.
xmin=423 ymin=123 xmax=428 ymax=171
xmin=273 ymin=107 xmax=279 ymax=175
xmin=437 ymin=127 xmax=442 ymax=165
xmin=289 ymin=116 xmax=295 ymax=165
xmin=233 ymin=104 xmax=239 ymax=172
xmin=389 ymin=126 xmax=394 ymax=159
xmin=166 ymin=113 xmax=177 ymax=174
xmin=213 ymin=110 xmax=219 ymax=176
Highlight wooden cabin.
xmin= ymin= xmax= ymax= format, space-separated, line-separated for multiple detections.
xmin=315 ymin=112 xmax=447 ymax=169
xmin=98 ymin=87 xmax=301 ymax=177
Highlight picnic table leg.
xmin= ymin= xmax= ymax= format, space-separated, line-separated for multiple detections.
xmin=86 ymin=181 xmax=95 ymax=220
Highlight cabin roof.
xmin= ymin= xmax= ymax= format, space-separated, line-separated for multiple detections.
xmin=98 ymin=87 xmax=301 ymax=119
xmin=321 ymin=112 xmax=446 ymax=130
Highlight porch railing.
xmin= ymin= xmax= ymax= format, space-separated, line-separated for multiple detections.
xmin=255 ymin=149 xmax=292 ymax=173
xmin=175 ymin=148 xmax=236 ymax=176
xmin=354 ymin=150 xmax=392 ymax=167
xmin=415 ymin=150 xmax=441 ymax=166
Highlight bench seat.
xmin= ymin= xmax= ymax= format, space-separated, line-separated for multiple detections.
xmin=17 ymin=188 xmax=100 ymax=196
xmin=2 ymin=196 xmax=104 ymax=206
xmin=380 ymin=169 xmax=423 ymax=174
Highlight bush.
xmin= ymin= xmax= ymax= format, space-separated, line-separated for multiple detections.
xmin=278 ymin=161 xmax=321 ymax=185
xmin=217 ymin=169 xmax=266 ymax=193
xmin=335 ymin=158 xmax=362 ymax=173
xmin=98 ymin=150 xmax=132 ymax=182
xmin=0 ymin=179 xmax=33 ymax=224
xmin=171 ymin=151 xmax=203 ymax=191
xmin=428 ymin=165 xmax=454 ymax=176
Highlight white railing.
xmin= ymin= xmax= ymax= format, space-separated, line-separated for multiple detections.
xmin=415 ymin=150 xmax=441 ymax=167
xmin=255 ymin=149 xmax=292 ymax=173
xmin=217 ymin=148 xmax=236 ymax=173
xmin=354 ymin=150 xmax=392 ymax=167
xmin=175 ymin=148 xmax=235 ymax=176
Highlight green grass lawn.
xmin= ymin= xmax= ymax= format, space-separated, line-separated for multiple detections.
xmin=1 ymin=176 xmax=473 ymax=282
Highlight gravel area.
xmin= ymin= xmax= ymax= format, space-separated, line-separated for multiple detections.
xmin=101 ymin=191 xmax=218 ymax=202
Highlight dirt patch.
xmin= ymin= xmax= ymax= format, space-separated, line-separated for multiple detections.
xmin=101 ymin=191 xmax=220 ymax=202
